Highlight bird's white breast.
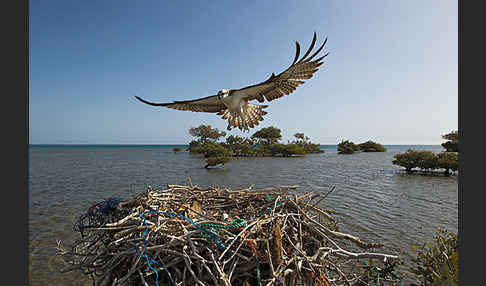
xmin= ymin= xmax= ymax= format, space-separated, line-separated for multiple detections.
xmin=222 ymin=93 xmax=244 ymax=111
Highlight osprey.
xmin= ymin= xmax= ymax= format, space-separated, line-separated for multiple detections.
xmin=135 ymin=32 xmax=328 ymax=131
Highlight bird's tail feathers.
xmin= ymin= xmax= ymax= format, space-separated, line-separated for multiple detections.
xmin=219 ymin=104 xmax=268 ymax=131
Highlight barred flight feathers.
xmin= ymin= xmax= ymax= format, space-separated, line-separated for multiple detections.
xmin=134 ymin=95 xmax=226 ymax=113
xmin=134 ymin=32 xmax=328 ymax=131
xmin=233 ymin=32 xmax=328 ymax=102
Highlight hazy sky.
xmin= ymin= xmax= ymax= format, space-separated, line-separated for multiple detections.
xmin=30 ymin=0 xmax=457 ymax=145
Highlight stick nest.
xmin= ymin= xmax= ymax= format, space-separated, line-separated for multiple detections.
xmin=57 ymin=184 xmax=403 ymax=286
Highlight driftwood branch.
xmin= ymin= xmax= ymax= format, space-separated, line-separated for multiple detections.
xmin=58 ymin=184 xmax=402 ymax=285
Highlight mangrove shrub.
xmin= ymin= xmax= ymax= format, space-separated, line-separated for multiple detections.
xmin=189 ymin=125 xmax=226 ymax=143
xmin=224 ymin=135 xmax=256 ymax=156
xmin=392 ymin=150 xmax=421 ymax=172
xmin=337 ymin=140 xmax=360 ymax=154
xmin=188 ymin=140 xmax=202 ymax=153
xmin=251 ymin=126 xmax=282 ymax=145
xmin=188 ymin=125 xmax=316 ymax=161
xmin=410 ymin=229 xmax=458 ymax=285
xmin=292 ymin=133 xmax=324 ymax=153
xmin=437 ymin=152 xmax=458 ymax=175
xmin=358 ymin=140 xmax=387 ymax=152
xmin=270 ymin=143 xmax=306 ymax=157
xmin=204 ymin=156 xmax=231 ymax=169
xmin=416 ymin=151 xmax=439 ymax=172
xmin=200 ymin=142 xmax=232 ymax=168
xmin=393 ymin=150 xmax=458 ymax=174
xmin=199 ymin=142 xmax=232 ymax=158
xmin=441 ymin=130 xmax=458 ymax=152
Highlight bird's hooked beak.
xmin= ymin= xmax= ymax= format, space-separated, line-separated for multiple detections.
xmin=217 ymin=91 xmax=228 ymax=100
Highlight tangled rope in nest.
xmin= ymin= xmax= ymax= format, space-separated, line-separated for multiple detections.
xmin=57 ymin=184 xmax=403 ymax=285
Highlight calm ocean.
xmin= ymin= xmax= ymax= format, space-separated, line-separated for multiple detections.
xmin=29 ymin=144 xmax=457 ymax=285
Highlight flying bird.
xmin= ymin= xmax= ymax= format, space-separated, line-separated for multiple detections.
xmin=135 ymin=32 xmax=329 ymax=131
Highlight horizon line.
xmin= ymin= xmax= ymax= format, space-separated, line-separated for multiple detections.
xmin=29 ymin=143 xmax=444 ymax=146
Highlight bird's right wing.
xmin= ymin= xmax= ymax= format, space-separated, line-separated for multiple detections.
xmin=135 ymin=94 xmax=226 ymax=113
xmin=232 ymin=32 xmax=328 ymax=103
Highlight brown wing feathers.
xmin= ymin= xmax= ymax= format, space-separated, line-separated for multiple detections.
xmin=261 ymin=32 xmax=328 ymax=102
xmin=135 ymin=95 xmax=225 ymax=113
xmin=135 ymin=32 xmax=328 ymax=129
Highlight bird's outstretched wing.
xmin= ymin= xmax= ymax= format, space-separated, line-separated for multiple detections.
xmin=232 ymin=32 xmax=328 ymax=102
xmin=134 ymin=94 xmax=226 ymax=113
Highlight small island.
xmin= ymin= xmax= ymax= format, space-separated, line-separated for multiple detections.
xmin=187 ymin=125 xmax=324 ymax=168
xmin=392 ymin=149 xmax=458 ymax=175
xmin=392 ymin=130 xmax=459 ymax=175
xmin=337 ymin=140 xmax=386 ymax=154
xmin=337 ymin=140 xmax=361 ymax=154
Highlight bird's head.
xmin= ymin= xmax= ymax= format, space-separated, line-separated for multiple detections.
xmin=217 ymin=89 xmax=230 ymax=99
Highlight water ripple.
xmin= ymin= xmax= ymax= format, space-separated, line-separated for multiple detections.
xmin=29 ymin=146 xmax=457 ymax=285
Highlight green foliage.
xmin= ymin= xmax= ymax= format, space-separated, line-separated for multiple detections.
xmin=441 ymin=130 xmax=458 ymax=152
xmin=270 ymin=143 xmax=306 ymax=157
xmin=199 ymin=142 xmax=232 ymax=158
xmin=172 ymin=147 xmax=182 ymax=153
xmin=410 ymin=229 xmax=458 ymax=286
xmin=358 ymin=140 xmax=387 ymax=152
xmin=251 ymin=126 xmax=282 ymax=144
xmin=442 ymin=130 xmax=458 ymax=142
xmin=337 ymin=140 xmax=360 ymax=154
xmin=190 ymin=141 xmax=232 ymax=169
xmin=188 ymin=124 xmax=229 ymax=154
xmin=294 ymin=133 xmax=306 ymax=140
xmin=225 ymin=135 xmax=256 ymax=156
xmin=437 ymin=152 xmax=458 ymax=174
xmin=393 ymin=150 xmax=458 ymax=174
xmin=269 ymin=143 xmax=286 ymax=156
xmin=284 ymin=144 xmax=306 ymax=156
xmin=188 ymin=125 xmax=318 ymax=163
xmin=189 ymin=125 xmax=226 ymax=142
xmin=291 ymin=132 xmax=324 ymax=153
xmin=359 ymin=260 xmax=404 ymax=285
xmin=392 ymin=149 xmax=421 ymax=171
xmin=204 ymin=156 xmax=231 ymax=168
xmin=255 ymin=144 xmax=272 ymax=156
xmin=416 ymin=151 xmax=439 ymax=171
xmin=441 ymin=141 xmax=458 ymax=153
xmin=302 ymin=143 xmax=324 ymax=153
xmin=188 ymin=140 xmax=203 ymax=153
xmin=225 ymin=135 xmax=245 ymax=145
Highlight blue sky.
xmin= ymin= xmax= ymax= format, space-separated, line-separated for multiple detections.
xmin=30 ymin=0 xmax=457 ymax=145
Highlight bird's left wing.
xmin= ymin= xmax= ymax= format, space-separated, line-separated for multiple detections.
xmin=135 ymin=94 xmax=226 ymax=113
xmin=232 ymin=32 xmax=328 ymax=103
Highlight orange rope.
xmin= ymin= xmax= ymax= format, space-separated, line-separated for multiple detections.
xmin=311 ymin=271 xmax=331 ymax=286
